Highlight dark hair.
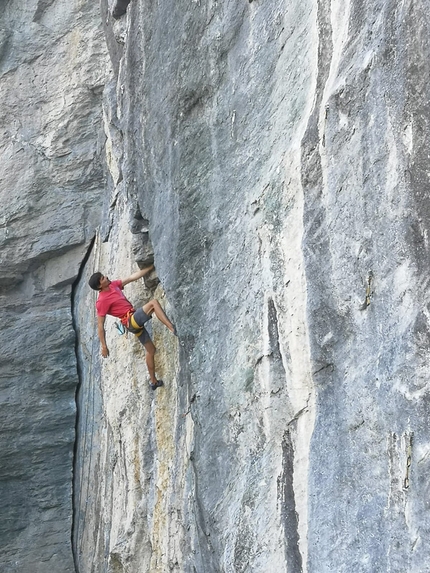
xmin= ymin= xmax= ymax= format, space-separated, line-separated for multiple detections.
xmin=88 ymin=272 xmax=103 ymax=291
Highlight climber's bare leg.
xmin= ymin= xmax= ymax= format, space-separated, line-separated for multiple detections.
xmin=142 ymin=299 xmax=175 ymax=334
xmin=144 ymin=340 xmax=158 ymax=385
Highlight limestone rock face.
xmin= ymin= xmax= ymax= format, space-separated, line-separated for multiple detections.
xmin=73 ymin=1 xmax=430 ymax=573
xmin=0 ymin=0 xmax=109 ymax=571
xmin=3 ymin=0 xmax=430 ymax=572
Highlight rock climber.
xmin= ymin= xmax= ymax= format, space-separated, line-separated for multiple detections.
xmin=88 ymin=264 xmax=176 ymax=390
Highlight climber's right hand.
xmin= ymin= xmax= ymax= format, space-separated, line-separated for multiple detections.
xmin=101 ymin=345 xmax=110 ymax=358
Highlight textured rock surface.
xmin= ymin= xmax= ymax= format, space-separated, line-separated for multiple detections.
xmin=3 ymin=0 xmax=430 ymax=572
xmin=73 ymin=1 xmax=430 ymax=572
xmin=0 ymin=0 xmax=109 ymax=570
xmin=301 ymin=1 xmax=430 ymax=570
xmin=75 ymin=1 xmax=317 ymax=568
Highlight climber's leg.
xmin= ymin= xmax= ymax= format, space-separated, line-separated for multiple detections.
xmin=142 ymin=299 xmax=175 ymax=334
xmin=143 ymin=339 xmax=158 ymax=386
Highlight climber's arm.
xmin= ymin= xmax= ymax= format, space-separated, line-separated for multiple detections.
xmin=121 ymin=264 xmax=154 ymax=287
xmin=97 ymin=315 xmax=109 ymax=358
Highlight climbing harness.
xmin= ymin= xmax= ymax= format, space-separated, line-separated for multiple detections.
xmin=120 ymin=308 xmax=134 ymax=326
xmin=120 ymin=309 xmax=144 ymax=337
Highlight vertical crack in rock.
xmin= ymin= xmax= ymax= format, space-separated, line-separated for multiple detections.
xmin=130 ymin=205 xmax=159 ymax=290
xmin=267 ymin=296 xmax=305 ymax=570
xmin=267 ymin=297 xmax=290 ymax=393
xmin=299 ymin=0 xmax=334 ymax=568
xmin=278 ymin=426 xmax=303 ymax=573
xmin=300 ymin=0 xmax=334 ymax=372
xmin=301 ymin=0 xmax=333 ymax=210
xmin=70 ymin=236 xmax=97 ymax=573
xmin=404 ymin=0 xmax=430 ymax=275
xmin=403 ymin=432 xmax=413 ymax=490
xmin=386 ymin=430 xmax=415 ymax=570
xmin=189 ymin=451 xmax=218 ymax=573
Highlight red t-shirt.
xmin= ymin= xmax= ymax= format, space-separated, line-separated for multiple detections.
xmin=96 ymin=280 xmax=134 ymax=318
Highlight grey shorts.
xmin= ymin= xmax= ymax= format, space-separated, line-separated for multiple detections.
xmin=129 ymin=308 xmax=152 ymax=345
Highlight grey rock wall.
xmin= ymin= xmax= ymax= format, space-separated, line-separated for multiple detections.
xmin=0 ymin=0 xmax=109 ymax=571
xmin=73 ymin=0 xmax=430 ymax=572
xmin=3 ymin=0 xmax=430 ymax=572
xmin=75 ymin=0 xmax=318 ymax=568
xmin=302 ymin=1 xmax=430 ymax=570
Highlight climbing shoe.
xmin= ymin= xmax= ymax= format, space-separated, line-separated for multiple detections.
xmin=150 ymin=380 xmax=164 ymax=390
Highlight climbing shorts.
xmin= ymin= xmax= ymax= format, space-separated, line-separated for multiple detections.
xmin=128 ymin=308 xmax=152 ymax=345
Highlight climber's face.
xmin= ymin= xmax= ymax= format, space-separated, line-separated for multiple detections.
xmin=99 ymin=275 xmax=111 ymax=290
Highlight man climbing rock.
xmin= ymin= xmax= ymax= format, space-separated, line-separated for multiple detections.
xmin=88 ymin=265 xmax=176 ymax=390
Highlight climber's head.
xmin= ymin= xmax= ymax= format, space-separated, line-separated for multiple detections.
xmin=88 ymin=272 xmax=103 ymax=291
